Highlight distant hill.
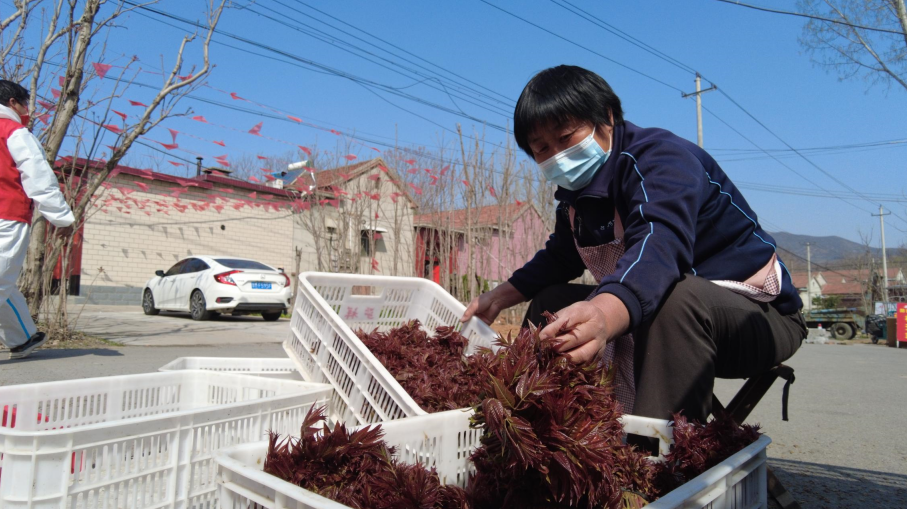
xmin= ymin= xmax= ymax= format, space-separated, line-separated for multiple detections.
xmin=768 ymin=232 xmax=882 ymax=268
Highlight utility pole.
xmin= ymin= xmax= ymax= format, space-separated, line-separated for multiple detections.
xmin=681 ymin=73 xmax=717 ymax=148
xmin=806 ymin=243 xmax=812 ymax=319
xmin=873 ymin=205 xmax=891 ymax=317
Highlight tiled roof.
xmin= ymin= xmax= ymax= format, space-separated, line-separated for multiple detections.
xmin=414 ymin=203 xmax=533 ymax=230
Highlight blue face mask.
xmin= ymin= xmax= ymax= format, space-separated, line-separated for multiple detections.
xmin=538 ymin=128 xmax=611 ymax=191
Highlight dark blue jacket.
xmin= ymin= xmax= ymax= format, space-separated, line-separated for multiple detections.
xmin=509 ymin=121 xmax=802 ymax=330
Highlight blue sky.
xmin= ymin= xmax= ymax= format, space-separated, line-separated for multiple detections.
xmin=39 ymin=0 xmax=907 ymax=246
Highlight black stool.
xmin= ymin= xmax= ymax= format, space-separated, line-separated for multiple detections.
xmin=711 ymin=364 xmax=800 ymax=509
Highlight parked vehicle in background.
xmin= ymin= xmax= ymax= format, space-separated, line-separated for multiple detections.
xmin=142 ymin=256 xmax=292 ymax=321
xmin=804 ymin=308 xmax=865 ymax=340
xmin=864 ymin=314 xmax=887 ymax=344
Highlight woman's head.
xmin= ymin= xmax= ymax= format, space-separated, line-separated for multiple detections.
xmin=514 ymin=65 xmax=623 ymax=161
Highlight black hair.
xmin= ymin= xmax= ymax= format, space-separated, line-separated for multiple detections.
xmin=513 ymin=65 xmax=624 ymax=157
xmin=0 ymin=80 xmax=29 ymax=108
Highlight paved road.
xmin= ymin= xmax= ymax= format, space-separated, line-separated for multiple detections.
xmin=714 ymin=342 xmax=907 ymax=508
xmin=3 ymin=308 xmax=905 ymax=508
xmin=67 ymin=305 xmax=290 ymax=345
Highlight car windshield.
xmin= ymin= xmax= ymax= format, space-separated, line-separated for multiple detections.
xmin=214 ymin=258 xmax=274 ymax=271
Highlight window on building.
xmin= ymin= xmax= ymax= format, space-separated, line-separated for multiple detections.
xmin=360 ymin=230 xmax=372 ymax=256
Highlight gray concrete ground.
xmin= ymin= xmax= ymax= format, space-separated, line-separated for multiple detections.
xmin=2 ymin=308 xmax=904 ymax=508
xmin=714 ymin=342 xmax=907 ymax=508
xmin=66 ymin=305 xmax=289 ymax=345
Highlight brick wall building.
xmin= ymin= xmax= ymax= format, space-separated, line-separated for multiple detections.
xmin=68 ymin=157 xmax=415 ymax=305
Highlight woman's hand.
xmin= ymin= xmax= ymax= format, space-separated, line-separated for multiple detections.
xmin=538 ymin=293 xmax=629 ymax=363
xmin=461 ymin=281 xmax=526 ymax=325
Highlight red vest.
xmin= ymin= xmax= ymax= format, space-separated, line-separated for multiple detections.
xmin=0 ymin=118 xmax=33 ymax=224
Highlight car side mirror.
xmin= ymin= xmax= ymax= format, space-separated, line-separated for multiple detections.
xmin=155 ymin=270 xmax=165 ymax=277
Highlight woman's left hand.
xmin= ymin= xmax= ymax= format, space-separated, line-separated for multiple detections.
xmin=538 ymin=293 xmax=630 ymax=363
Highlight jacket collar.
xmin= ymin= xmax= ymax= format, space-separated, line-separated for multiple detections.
xmin=554 ymin=121 xmax=629 ymax=204
xmin=0 ymin=104 xmax=22 ymax=124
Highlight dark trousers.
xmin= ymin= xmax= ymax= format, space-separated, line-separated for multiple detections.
xmin=522 ymin=275 xmax=806 ymax=422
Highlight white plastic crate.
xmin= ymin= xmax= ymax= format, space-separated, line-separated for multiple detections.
xmin=0 ymin=370 xmax=333 ymax=509
xmin=284 ymin=272 xmax=498 ymax=425
xmin=216 ymin=410 xmax=771 ymax=509
xmin=158 ymin=357 xmax=302 ymax=380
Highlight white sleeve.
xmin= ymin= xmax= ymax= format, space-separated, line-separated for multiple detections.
xmin=7 ymin=128 xmax=74 ymax=227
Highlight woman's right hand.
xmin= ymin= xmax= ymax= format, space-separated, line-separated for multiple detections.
xmin=460 ymin=281 xmax=526 ymax=325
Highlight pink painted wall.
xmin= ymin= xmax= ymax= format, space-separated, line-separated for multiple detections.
xmin=451 ymin=207 xmax=549 ymax=283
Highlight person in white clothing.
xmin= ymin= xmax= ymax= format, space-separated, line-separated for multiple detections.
xmin=0 ymin=80 xmax=74 ymax=359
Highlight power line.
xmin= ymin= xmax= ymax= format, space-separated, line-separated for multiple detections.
xmin=716 ymin=89 xmax=907 ymax=230
xmin=549 ymin=0 xmax=698 ymax=75
xmin=244 ymin=2 xmax=513 ymax=117
xmin=477 ymin=0 xmax=686 ymax=93
xmin=272 ymin=0 xmax=515 ymax=109
xmin=714 ymin=0 xmax=907 ymax=36
xmin=123 ymin=1 xmax=512 ymax=133
xmin=737 ymin=181 xmax=907 ymax=203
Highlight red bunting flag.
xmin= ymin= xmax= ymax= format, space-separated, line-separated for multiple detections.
xmin=371 ymin=147 xmax=381 ymax=152
xmin=219 ymin=188 xmax=234 ymax=193
xmin=136 ymin=182 xmax=150 ymax=192
xmin=249 ymin=176 xmax=260 ymax=183
xmin=112 ymin=110 xmax=127 ymax=121
xmin=213 ymin=140 xmax=226 ymax=147
xmin=488 ymin=186 xmax=497 ymax=198
xmin=371 ymin=258 xmax=379 ymax=272
xmin=407 ymin=168 xmax=418 ymax=174
xmin=137 ymin=169 xmax=153 ymax=179
xmin=192 ymin=115 xmax=208 ymax=123
xmin=378 ymin=165 xmax=388 ymax=173
xmin=390 ymin=192 xmax=401 ymax=203
xmin=328 ymin=199 xmax=339 ymax=208
xmin=260 ymin=168 xmax=272 ymax=173
xmin=103 ymin=124 xmax=122 ymax=134
xmin=407 ymin=183 xmax=422 ymax=195
xmin=343 ymin=154 xmax=357 ymax=161
xmin=367 ymin=174 xmax=380 ymax=181
xmin=405 ymin=159 xmax=416 ymax=165
xmin=214 ymin=204 xmax=224 ymax=213
xmin=248 ymin=192 xmax=257 ymax=199
xmin=37 ymin=113 xmax=50 ymax=124
xmin=515 ymin=200 xmax=524 ymax=206
xmin=92 ymin=62 xmax=113 ymax=79
xmin=298 ymin=146 xmax=311 ymax=156
xmin=248 ymin=122 xmax=263 ymax=136
xmin=369 ymin=193 xmax=380 ymax=201
xmin=58 ymin=76 xmax=65 ymax=87
xmin=287 ymin=115 xmax=302 ymax=123
xmin=178 ymin=74 xmax=193 ymax=82
xmin=440 ymin=165 xmax=450 ymax=175
xmin=429 ymin=175 xmax=439 ymax=185
xmin=168 ymin=161 xmax=185 ymax=167
xmin=168 ymin=128 xmax=179 ymax=143
xmin=461 ymin=180 xmax=470 ymax=187
xmin=257 ymin=155 xmax=269 ymax=160
xmin=375 ymin=212 xmax=379 ymax=219
xmin=230 ymin=92 xmax=245 ymax=100
xmin=265 ymin=174 xmax=276 ymax=181
xmin=329 ymin=129 xmax=341 ymax=135
xmin=128 ymin=100 xmax=147 ymax=107
xmin=338 ymin=172 xmax=351 ymax=180
xmin=155 ymin=141 xmax=178 ymax=150
xmin=37 ymin=100 xmax=55 ymax=110
xmin=51 ymin=88 xmax=61 ymax=98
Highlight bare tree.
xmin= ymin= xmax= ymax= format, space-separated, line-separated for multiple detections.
xmin=12 ymin=0 xmax=228 ymax=338
xmin=799 ymin=0 xmax=907 ymax=91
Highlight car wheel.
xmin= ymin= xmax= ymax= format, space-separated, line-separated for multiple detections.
xmin=262 ymin=311 xmax=282 ymax=321
xmin=142 ymin=289 xmax=160 ymax=315
xmin=190 ymin=290 xmax=212 ymax=321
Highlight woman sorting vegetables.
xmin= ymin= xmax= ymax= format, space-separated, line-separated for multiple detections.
xmin=461 ymin=65 xmax=806 ymax=422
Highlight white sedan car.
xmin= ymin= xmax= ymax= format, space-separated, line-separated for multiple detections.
xmin=142 ymin=255 xmax=292 ymax=321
